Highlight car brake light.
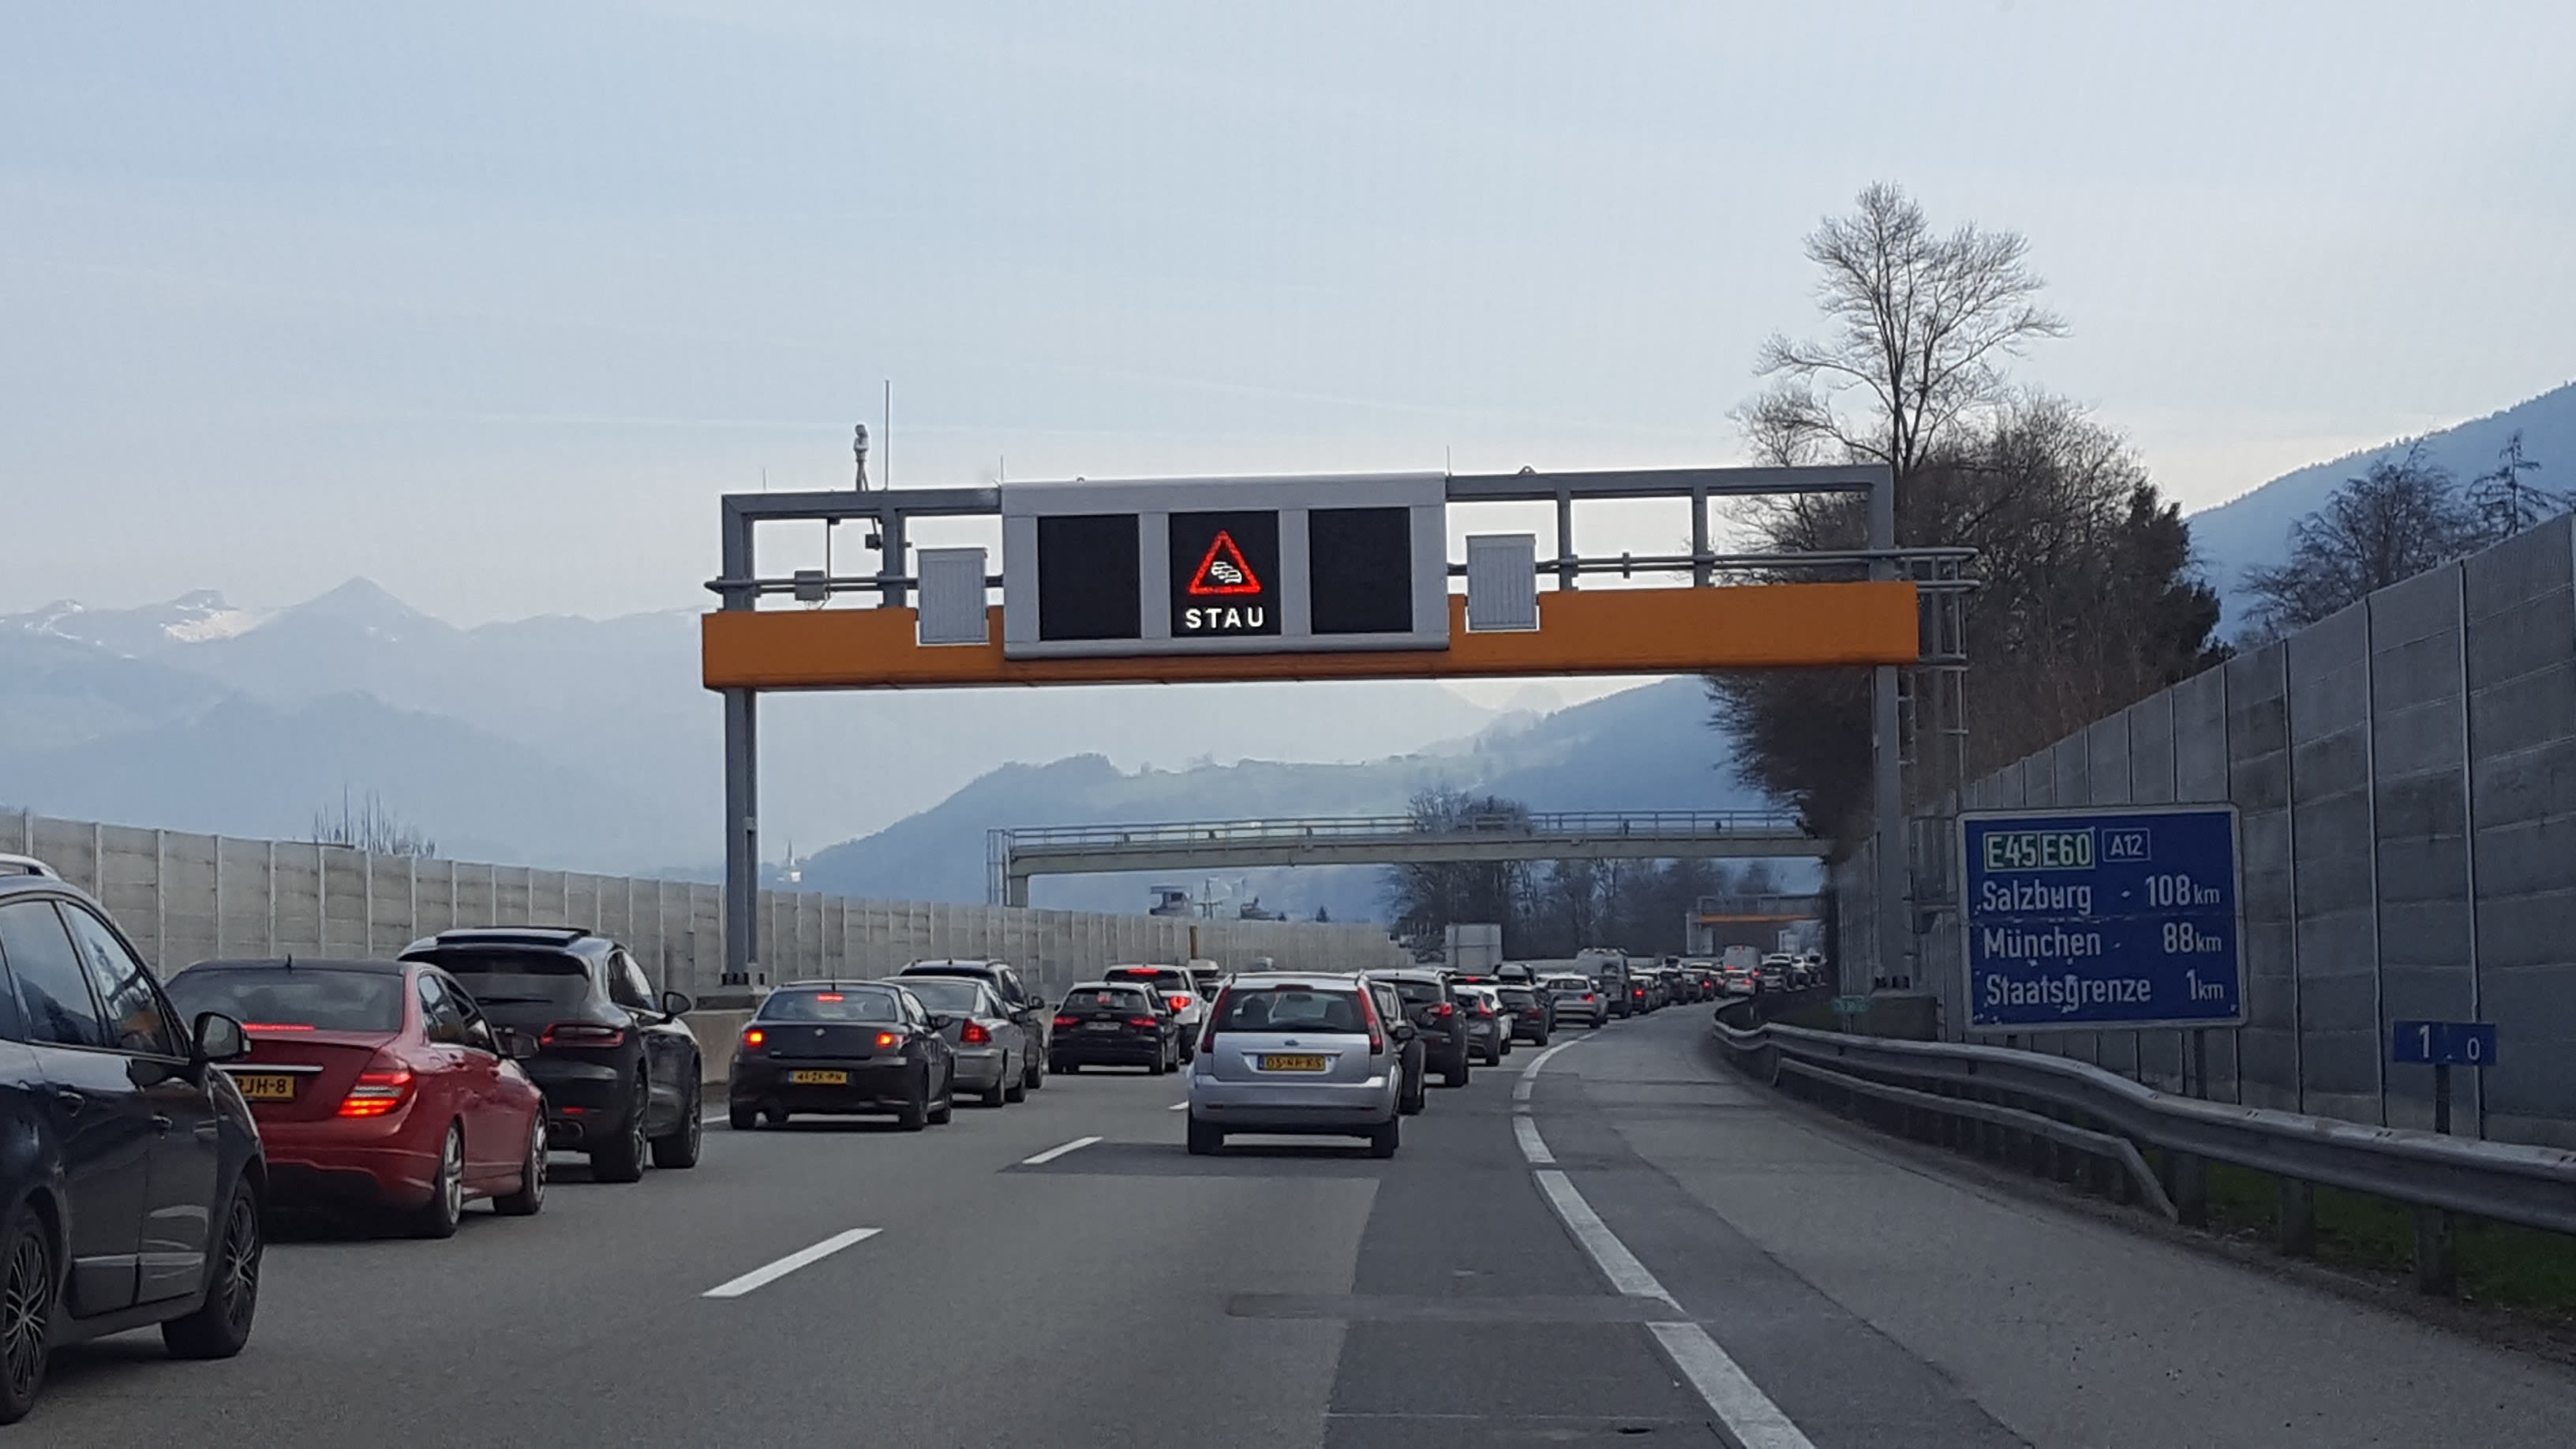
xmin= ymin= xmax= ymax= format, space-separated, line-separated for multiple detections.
xmin=960 ymin=1020 xmax=991 ymax=1044
xmin=1053 ymin=1013 xmax=1079 ymax=1028
xmin=541 ymin=1023 xmax=627 ymax=1047
xmin=242 ymin=1022 xmax=315 ymax=1032
xmin=1358 ymin=991 xmax=1385 ymax=1055
xmin=336 ymin=1067 xmax=415 ymax=1118
xmin=815 ymin=992 xmax=844 ymax=1002
xmin=874 ymin=1031 xmax=901 ymax=1049
xmin=1125 ymin=1016 xmax=1159 ymax=1029
xmin=742 ymin=1028 xmax=766 ymax=1048
xmin=1433 ymin=1002 xmax=1455 ymax=1019
xmin=1167 ymin=994 xmax=1192 ymax=1013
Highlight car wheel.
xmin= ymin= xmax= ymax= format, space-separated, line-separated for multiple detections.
xmin=896 ymin=1081 xmax=929 ymax=1131
xmin=1535 ymin=1032 xmax=1550 ymax=1049
xmin=652 ymin=1075 xmax=704 ymax=1169
xmin=1003 ymin=1064 xmax=1028 ymax=1104
xmin=1368 ymin=1116 xmax=1400 ymax=1159
xmin=1148 ymin=1046 xmax=1168 ymax=1076
xmin=590 ymin=1077 xmax=650 ymax=1184
xmin=980 ymin=1068 xmax=1009 ymax=1108
xmin=729 ymin=1103 xmax=759 ymax=1130
xmin=493 ymin=1113 xmax=548 ymax=1215
xmin=1023 ymin=1052 xmax=1046 ymax=1091
xmin=928 ymin=1069 xmax=956 ymax=1125
xmin=163 ymin=1178 xmax=260 ymax=1359
xmin=1443 ymin=1058 xmax=1470 ymax=1088
xmin=1178 ymin=1034 xmax=1196 ymax=1064
xmin=409 ymin=1124 xmax=466 ymax=1239
xmin=1186 ymin=1118 xmax=1222 ymax=1155
xmin=0 ymin=1202 xmax=55 ymax=1422
xmin=1053 ymin=1057 xmax=1076 ymax=1075
xmin=1399 ymin=1073 xmax=1425 ymax=1116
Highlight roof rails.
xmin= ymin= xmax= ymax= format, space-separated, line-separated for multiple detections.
xmin=0 ymin=855 xmax=59 ymax=880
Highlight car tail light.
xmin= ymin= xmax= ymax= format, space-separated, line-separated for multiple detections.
xmin=1167 ymin=994 xmax=1192 ymax=1013
xmin=742 ymin=1028 xmax=766 ymax=1049
xmin=1200 ymin=985 xmax=1236 ymax=1056
xmin=542 ymin=1023 xmax=627 ymax=1047
xmin=960 ymin=1020 xmax=991 ymax=1044
xmin=1054 ymin=1013 xmax=1079 ymax=1028
xmin=1581 ymin=993 xmax=1595 ymax=1002
xmin=1432 ymin=1002 xmax=1455 ymax=1020
xmin=1359 ymin=991 xmax=1385 ymax=1055
xmin=336 ymin=1066 xmax=415 ymax=1118
xmin=874 ymin=1031 xmax=902 ymax=1049
xmin=1125 ymin=1015 xmax=1159 ymax=1030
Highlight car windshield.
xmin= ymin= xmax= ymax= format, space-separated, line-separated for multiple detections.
xmin=1216 ymin=985 xmax=1365 ymax=1032
xmin=425 ymin=949 xmax=590 ymax=1009
xmin=899 ymin=978 xmax=990 ymax=1015
xmin=1061 ymin=988 xmax=1150 ymax=1014
xmin=166 ymin=966 xmax=404 ymax=1032
xmin=759 ymin=987 xmax=903 ymax=1022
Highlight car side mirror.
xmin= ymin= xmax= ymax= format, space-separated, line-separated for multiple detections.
xmin=193 ymin=1011 xmax=249 ymax=1064
xmin=494 ymin=1026 xmax=540 ymax=1061
xmin=927 ymin=1013 xmax=954 ymax=1032
xmin=661 ymin=990 xmax=695 ymax=1017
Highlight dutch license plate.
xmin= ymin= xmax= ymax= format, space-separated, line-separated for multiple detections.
xmin=1084 ymin=1020 xmax=1121 ymax=1031
xmin=231 ymin=1073 xmax=297 ymax=1102
xmin=1260 ymin=1054 xmax=1327 ymax=1073
xmin=788 ymin=1069 xmax=850 ymax=1085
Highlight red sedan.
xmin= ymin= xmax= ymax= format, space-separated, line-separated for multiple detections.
xmin=163 ymin=957 xmax=548 ymax=1237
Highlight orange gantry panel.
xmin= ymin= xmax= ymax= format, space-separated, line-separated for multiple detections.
xmin=700 ymin=582 xmax=1919 ymax=691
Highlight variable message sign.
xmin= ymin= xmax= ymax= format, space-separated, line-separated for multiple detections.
xmin=1959 ymin=803 xmax=2245 ymax=1032
xmin=1001 ymin=474 xmax=1447 ymax=658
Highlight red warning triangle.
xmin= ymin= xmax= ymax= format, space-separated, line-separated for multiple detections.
xmin=1186 ymin=530 xmax=1263 ymax=596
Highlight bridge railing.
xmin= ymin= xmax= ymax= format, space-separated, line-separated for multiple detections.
xmin=994 ymin=810 xmax=1812 ymax=853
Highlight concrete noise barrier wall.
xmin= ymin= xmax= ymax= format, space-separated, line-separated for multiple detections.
xmin=1846 ymin=511 xmax=2576 ymax=1151
xmin=0 ymin=812 xmax=1407 ymax=1001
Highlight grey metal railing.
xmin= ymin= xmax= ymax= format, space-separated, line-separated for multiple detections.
xmin=1713 ymin=1011 xmax=2576 ymax=1292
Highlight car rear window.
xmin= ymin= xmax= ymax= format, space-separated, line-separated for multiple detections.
xmin=1385 ymin=979 xmax=1446 ymax=1005
xmin=759 ymin=987 xmax=903 ymax=1022
xmin=1497 ymin=987 xmax=1537 ymax=1006
xmin=166 ymin=967 xmax=405 ymax=1033
xmin=1216 ymin=986 xmax=1365 ymax=1032
xmin=1107 ymin=967 xmax=1186 ymax=990
xmin=425 ymin=950 xmax=590 ymax=1009
xmin=1061 ymin=987 xmax=1151 ymax=1014
xmin=899 ymin=978 xmax=990 ymax=1016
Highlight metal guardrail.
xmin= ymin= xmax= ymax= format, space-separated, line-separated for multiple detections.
xmin=1713 ymin=1013 xmax=2576 ymax=1245
xmin=997 ymin=811 xmax=1810 ymax=851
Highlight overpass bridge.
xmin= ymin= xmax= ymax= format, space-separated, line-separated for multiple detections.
xmin=987 ymin=809 xmax=1826 ymax=906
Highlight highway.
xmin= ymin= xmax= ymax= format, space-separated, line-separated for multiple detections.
xmin=32 ymin=1009 xmax=2576 ymax=1447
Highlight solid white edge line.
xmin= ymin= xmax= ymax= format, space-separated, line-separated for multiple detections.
xmin=1648 ymin=1322 xmax=1819 ymax=1449
xmin=1020 ymin=1134 xmax=1103 ymax=1166
xmin=1533 ymin=1169 xmax=1664 ymax=1299
xmin=1522 ymin=1065 xmax=1818 ymax=1449
xmin=1167 ymin=1101 xmax=1188 ymax=1110
xmin=702 ymin=1227 xmax=882 ymax=1299
xmin=1513 ymin=1039 xmax=1574 ymax=1101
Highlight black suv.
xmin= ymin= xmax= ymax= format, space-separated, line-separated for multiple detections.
xmin=401 ymin=927 xmax=702 ymax=1181
xmin=1368 ymin=969 xmax=1470 ymax=1088
xmin=896 ymin=960 xmax=1050 ymax=1092
xmin=0 ymin=857 xmax=265 ymax=1423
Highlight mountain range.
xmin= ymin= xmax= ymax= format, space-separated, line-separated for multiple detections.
xmin=2189 ymin=379 xmax=2575 ymax=628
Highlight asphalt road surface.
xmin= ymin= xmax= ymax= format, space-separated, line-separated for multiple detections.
xmin=31 ymin=1009 xmax=2576 ymax=1446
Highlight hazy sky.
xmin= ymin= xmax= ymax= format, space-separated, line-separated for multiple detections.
xmin=7 ymin=1 xmax=2572 ymax=625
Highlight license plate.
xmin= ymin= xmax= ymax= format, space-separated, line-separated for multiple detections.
xmin=1260 ymin=1054 xmax=1327 ymax=1073
xmin=1085 ymin=1020 xmax=1121 ymax=1031
xmin=231 ymin=1073 xmax=297 ymax=1102
xmin=788 ymin=1069 xmax=849 ymax=1085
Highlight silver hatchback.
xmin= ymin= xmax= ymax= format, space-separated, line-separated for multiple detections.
xmin=1186 ymin=974 xmax=1401 ymax=1158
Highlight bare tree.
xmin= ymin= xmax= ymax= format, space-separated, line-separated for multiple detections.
xmin=312 ymin=788 xmax=437 ymax=857
xmin=2466 ymin=429 xmax=2561 ymax=543
xmin=2241 ymin=443 xmax=2479 ymax=639
xmin=1740 ymin=182 xmax=2065 ymax=484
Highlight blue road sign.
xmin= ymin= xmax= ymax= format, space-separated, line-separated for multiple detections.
xmin=2391 ymin=1020 xmax=2497 ymax=1067
xmin=1959 ymin=804 xmax=2245 ymax=1032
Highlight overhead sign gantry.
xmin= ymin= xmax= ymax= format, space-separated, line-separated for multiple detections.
xmin=703 ymin=463 xmax=1970 ymax=994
